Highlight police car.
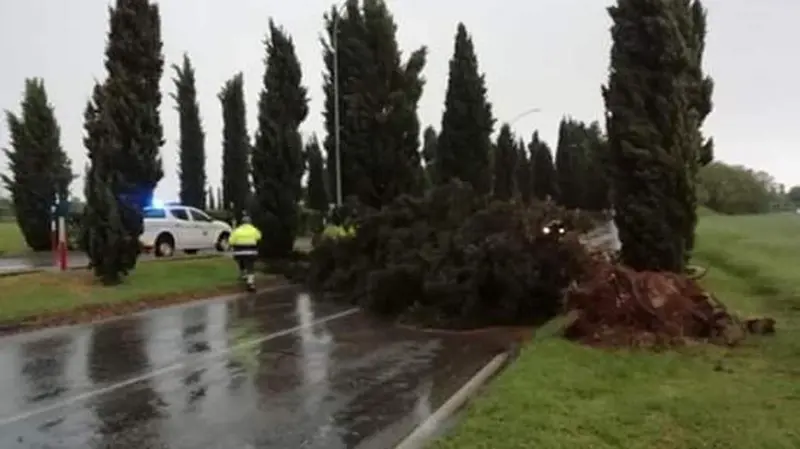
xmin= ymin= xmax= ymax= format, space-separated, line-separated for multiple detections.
xmin=140 ymin=202 xmax=232 ymax=257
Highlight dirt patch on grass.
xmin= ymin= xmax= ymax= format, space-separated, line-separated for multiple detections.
xmin=0 ymin=276 xmax=288 ymax=337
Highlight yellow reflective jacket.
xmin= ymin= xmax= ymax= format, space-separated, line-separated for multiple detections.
xmin=229 ymin=223 xmax=262 ymax=246
xmin=322 ymin=224 xmax=356 ymax=240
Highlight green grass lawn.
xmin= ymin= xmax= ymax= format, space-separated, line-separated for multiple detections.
xmin=0 ymin=221 xmax=26 ymax=256
xmin=433 ymin=212 xmax=800 ymax=449
xmin=0 ymin=256 xmax=253 ymax=322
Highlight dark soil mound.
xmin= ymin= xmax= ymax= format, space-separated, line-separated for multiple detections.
xmin=563 ymin=260 xmax=749 ymax=347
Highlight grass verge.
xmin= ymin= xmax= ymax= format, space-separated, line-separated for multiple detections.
xmin=0 ymin=256 xmax=279 ymax=334
xmin=0 ymin=221 xmax=26 ymax=256
xmin=432 ymin=212 xmax=800 ymax=449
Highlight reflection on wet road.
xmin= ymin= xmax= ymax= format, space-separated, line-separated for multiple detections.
xmin=0 ymin=287 xmax=505 ymax=448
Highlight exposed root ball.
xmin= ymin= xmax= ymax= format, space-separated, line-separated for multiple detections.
xmin=563 ymin=260 xmax=763 ymax=347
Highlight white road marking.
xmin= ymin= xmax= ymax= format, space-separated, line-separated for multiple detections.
xmin=0 ymin=307 xmax=359 ymax=427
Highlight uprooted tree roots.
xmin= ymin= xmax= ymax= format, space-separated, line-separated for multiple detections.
xmin=563 ymin=260 xmax=776 ymax=347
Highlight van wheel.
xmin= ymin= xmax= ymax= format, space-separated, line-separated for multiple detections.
xmin=155 ymin=234 xmax=175 ymax=257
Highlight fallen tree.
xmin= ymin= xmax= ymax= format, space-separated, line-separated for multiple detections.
xmin=304 ymin=181 xmax=775 ymax=347
xmin=308 ymin=181 xmax=596 ymax=329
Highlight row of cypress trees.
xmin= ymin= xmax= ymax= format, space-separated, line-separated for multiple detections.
xmin=2 ymin=0 xmax=714 ymax=283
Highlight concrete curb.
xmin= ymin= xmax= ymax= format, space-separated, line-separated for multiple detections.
xmin=394 ymin=351 xmax=511 ymax=449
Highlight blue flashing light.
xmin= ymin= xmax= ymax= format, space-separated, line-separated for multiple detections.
xmin=149 ymin=198 xmax=165 ymax=209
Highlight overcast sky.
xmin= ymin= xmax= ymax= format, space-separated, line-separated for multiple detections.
xmin=1 ymin=0 xmax=798 ymax=200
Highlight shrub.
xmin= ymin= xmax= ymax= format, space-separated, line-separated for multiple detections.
xmin=308 ymin=181 xmax=595 ymax=329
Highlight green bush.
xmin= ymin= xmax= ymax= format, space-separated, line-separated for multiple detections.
xmin=308 ymin=181 xmax=595 ymax=329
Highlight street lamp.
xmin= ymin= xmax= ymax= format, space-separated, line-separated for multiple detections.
xmin=509 ymin=107 xmax=542 ymax=126
xmin=331 ymin=2 xmax=347 ymax=206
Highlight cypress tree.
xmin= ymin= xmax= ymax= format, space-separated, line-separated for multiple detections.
xmin=529 ymin=131 xmax=557 ymax=201
xmin=83 ymin=82 xmax=129 ymax=284
xmin=492 ymin=123 xmax=516 ymax=201
xmin=688 ymin=0 xmax=714 ymax=167
xmin=305 ymin=135 xmax=329 ymax=214
xmin=171 ymin=53 xmax=206 ymax=209
xmin=437 ymin=23 xmax=495 ymax=194
xmin=252 ymin=20 xmax=309 ymax=258
xmin=554 ymin=118 xmax=588 ymax=209
xmin=421 ymin=126 xmax=438 ymax=188
xmin=515 ymin=137 xmax=532 ymax=203
xmin=206 ymin=187 xmax=215 ymax=210
xmin=322 ymin=0 xmax=427 ymax=209
xmin=603 ymin=0 xmax=699 ymax=272
xmin=84 ymin=0 xmax=164 ymax=282
xmin=681 ymin=0 xmax=714 ymax=259
xmin=2 ymin=78 xmax=72 ymax=251
xmin=219 ymin=73 xmax=250 ymax=223
xmin=581 ymin=121 xmax=612 ymax=211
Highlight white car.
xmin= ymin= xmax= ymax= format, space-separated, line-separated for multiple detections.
xmin=140 ymin=205 xmax=232 ymax=257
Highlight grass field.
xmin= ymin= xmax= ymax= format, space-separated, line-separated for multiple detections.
xmin=432 ymin=212 xmax=800 ymax=449
xmin=0 ymin=221 xmax=26 ymax=256
xmin=0 ymin=256 xmax=250 ymax=322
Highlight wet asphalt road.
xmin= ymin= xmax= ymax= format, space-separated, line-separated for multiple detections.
xmin=0 ymin=287 xmax=504 ymax=449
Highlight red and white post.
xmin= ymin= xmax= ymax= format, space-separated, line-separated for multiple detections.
xmin=54 ymin=194 xmax=68 ymax=271
xmin=57 ymin=213 xmax=67 ymax=271
xmin=50 ymin=203 xmax=58 ymax=267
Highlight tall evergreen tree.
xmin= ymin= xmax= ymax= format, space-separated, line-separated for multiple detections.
xmin=83 ymin=82 xmax=129 ymax=284
xmin=554 ymin=118 xmax=588 ymax=209
xmin=421 ymin=126 xmax=438 ymax=188
xmin=688 ymin=0 xmax=714 ymax=167
xmin=252 ymin=20 xmax=309 ymax=258
xmin=681 ymin=0 xmax=714 ymax=259
xmin=515 ymin=137 xmax=532 ymax=203
xmin=492 ymin=123 xmax=516 ymax=201
xmin=603 ymin=0 xmax=699 ymax=272
xmin=322 ymin=0 xmax=427 ymax=209
xmin=2 ymin=78 xmax=72 ymax=251
xmin=219 ymin=73 xmax=250 ymax=223
xmin=84 ymin=0 xmax=164 ymax=283
xmin=206 ymin=186 xmax=215 ymax=210
xmin=305 ymin=135 xmax=329 ymax=213
xmin=529 ymin=131 xmax=557 ymax=201
xmin=581 ymin=121 xmax=612 ymax=211
xmin=171 ymin=53 xmax=206 ymax=209
xmin=437 ymin=23 xmax=494 ymax=194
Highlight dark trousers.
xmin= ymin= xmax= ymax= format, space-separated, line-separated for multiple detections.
xmin=234 ymin=254 xmax=256 ymax=273
xmin=232 ymin=244 xmax=258 ymax=274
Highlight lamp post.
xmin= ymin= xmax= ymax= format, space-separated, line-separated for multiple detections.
xmin=509 ymin=107 xmax=542 ymax=126
xmin=331 ymin=3 xmax=347 ymax=206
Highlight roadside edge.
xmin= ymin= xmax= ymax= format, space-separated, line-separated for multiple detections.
xmin=0 ymin=282 xmax=294 ymax=342
xmin=393 ymin=351 xmax=511 ymax=449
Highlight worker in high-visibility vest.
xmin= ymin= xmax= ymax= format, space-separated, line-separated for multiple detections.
xmin=228 ymin=214 xmax=262 ymax=288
